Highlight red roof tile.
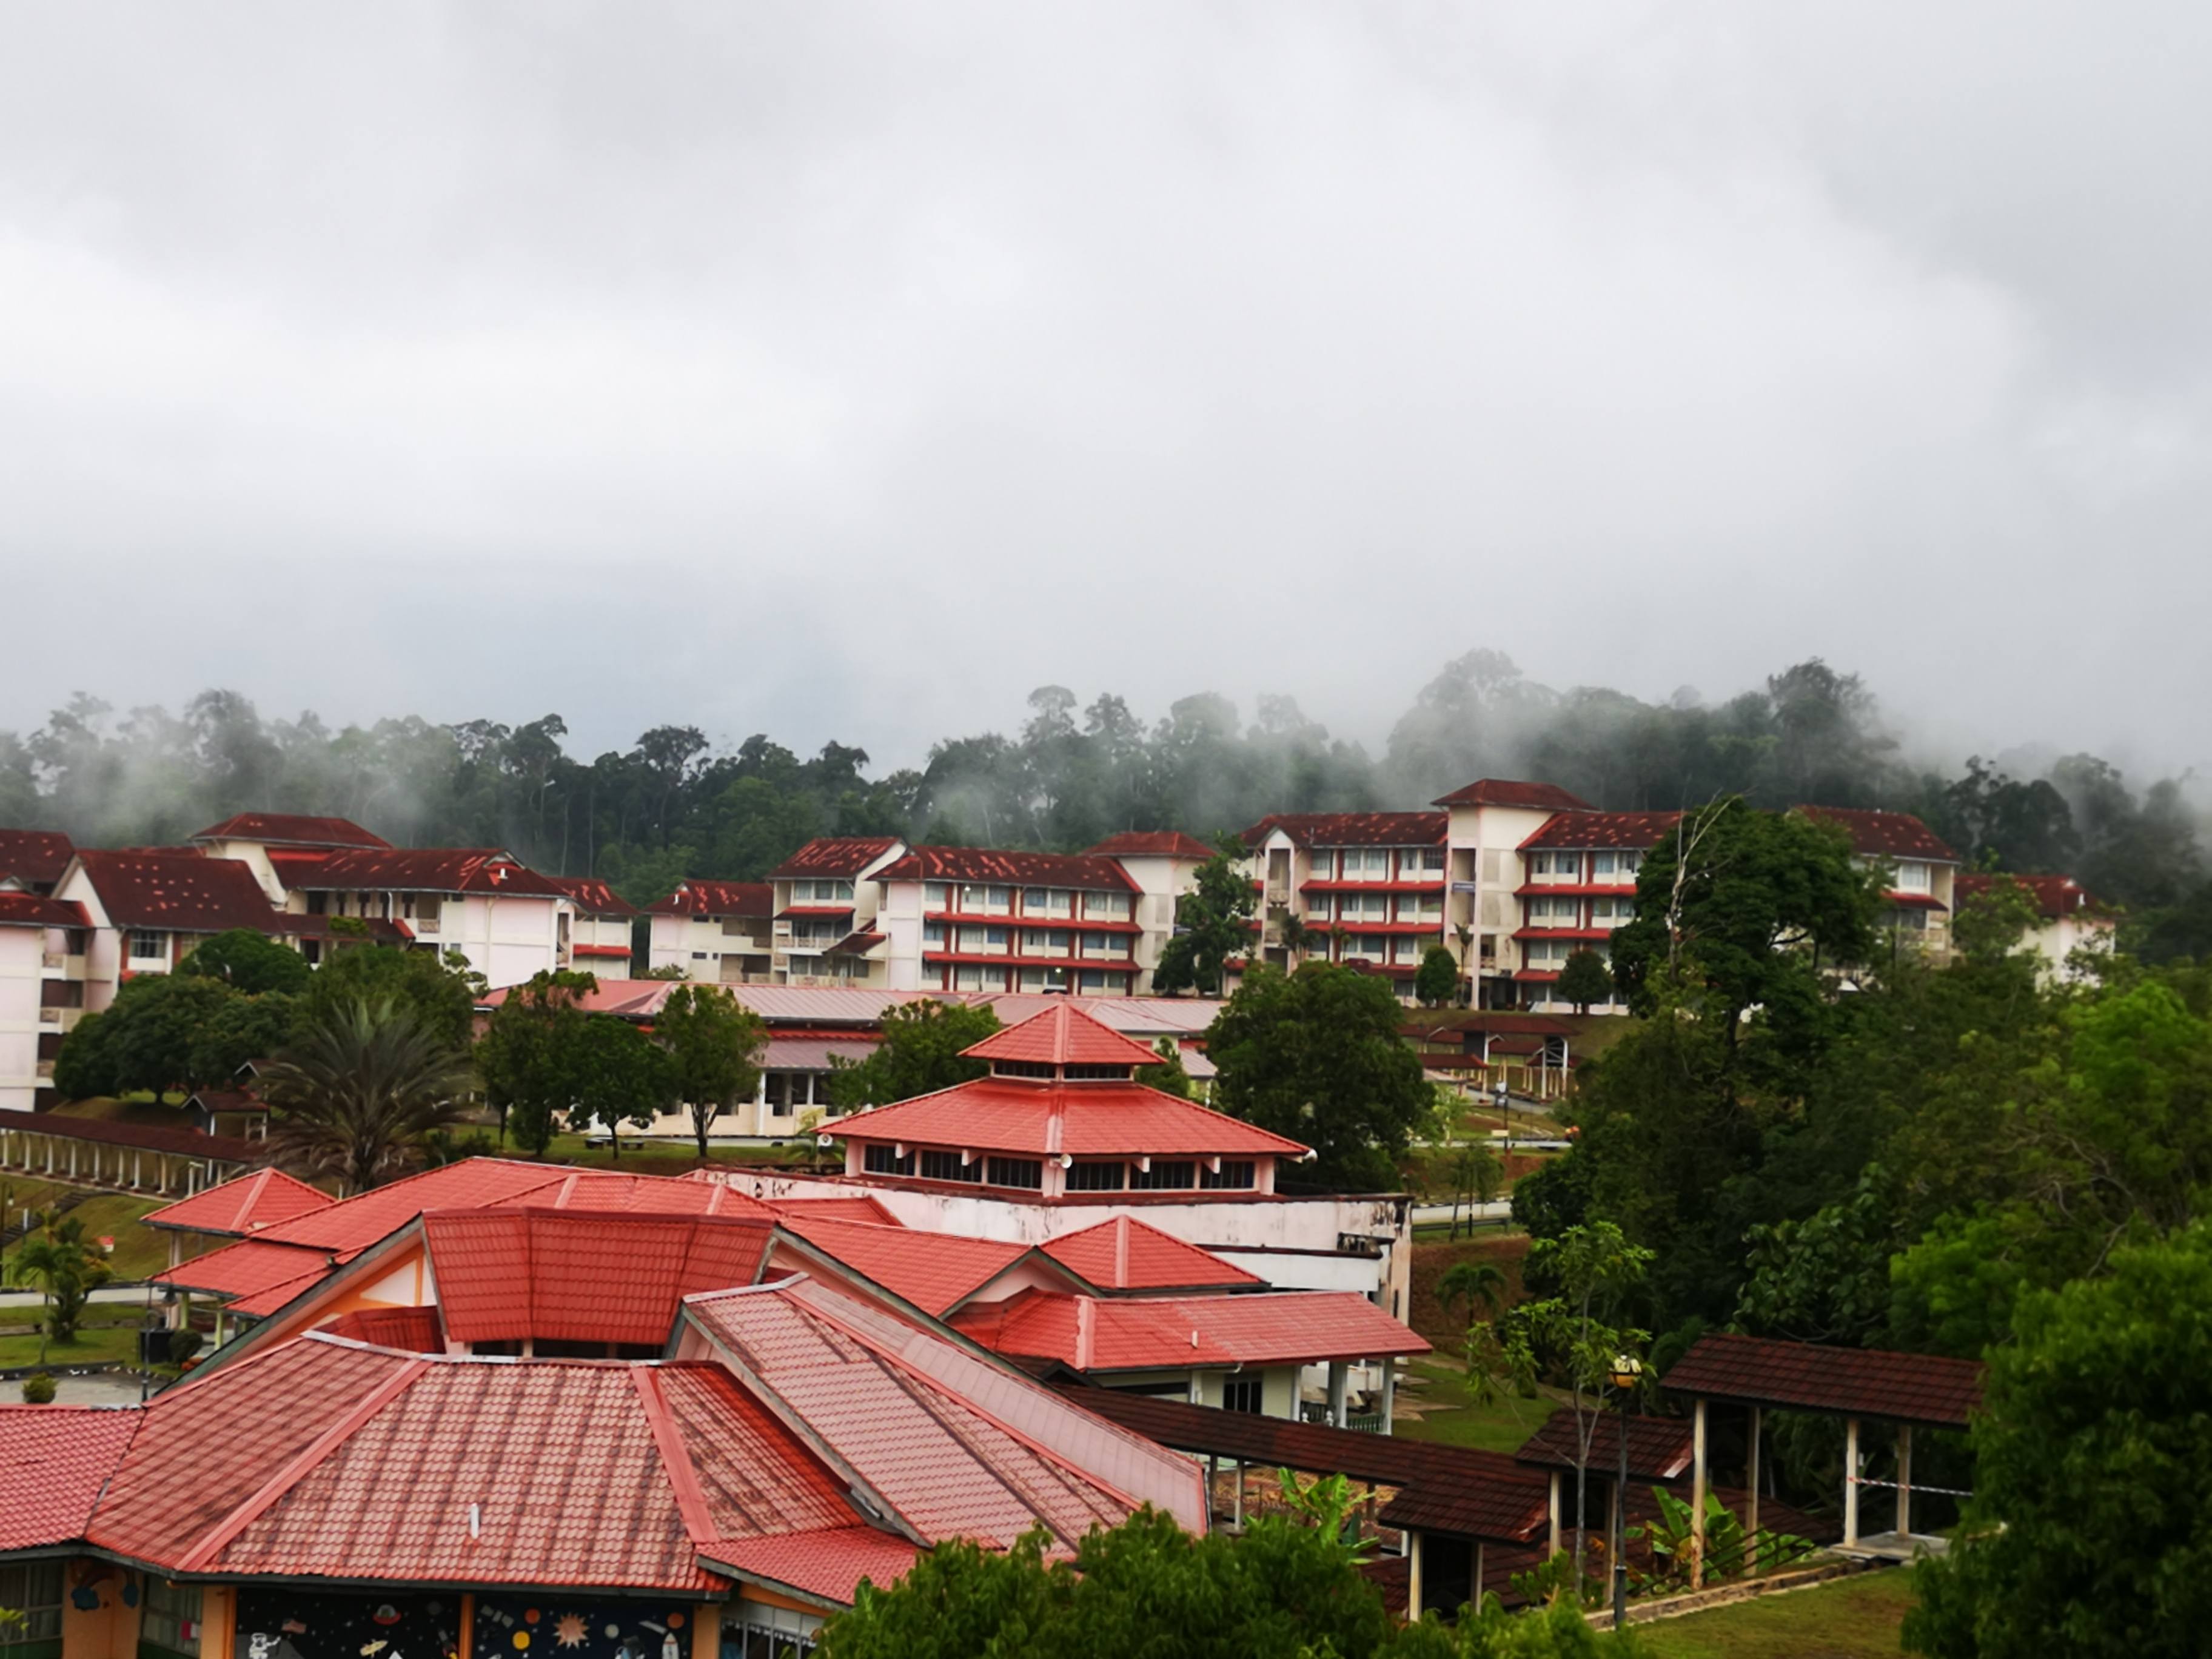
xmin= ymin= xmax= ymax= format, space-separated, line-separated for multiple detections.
xmin=777 ymin=1215 xmax=1037 ymax=1314
xmin=153 ymin=1238 xmax=334 ymax=1303
xmin=424 ymin=1208 xmax=775 ymax=1347
xmin=484 ymin=1168 xmax=779 ymax=1218
xmin=1039 ymin=1216 xmax=1261 ymax=1292
xmin=1520 ymin=810 xmax=1684 ymax=850
xmin=642 ymin=879 xmax=776 ymax=918
xmin=1432 ymin=779 xmax=1594 ymax=811
xmin=542 ymin=874 xmax=638 ymax=916
xmin=1084 ymin=831 xmax=1217 ymax=860
xmin=72 ymin=849 xmax=286 ymax=933
xmin=964 ymin=1002 xmax=1162 ymax=1068
xmin=323 ymin=1304 xmax=446 ymax=1351
xmin=766 ymin=1194 xmax=903 ymax=1226
xmin=767 ymin=839 xmax=903 ymax=880
xmin=253 ymin=1158 xmax=585 ymax=1254
xmin=702 ymin=1526 xmax=920 ymax=1606
xmin=1956 ymin=872 xmax=2110 ymax=920
xmin=830 ymin=1076 xmax=1308 ymax=1160
xmin=873 ymin=845 xmax=1142 ymax=893
xmin=0 ymin=891 xmax=89 ymax=929
xmin=1661 ymin=1332 xmax=1984 ymax=1427
xmin=143 ymin=1168 xmax=335 ymax=1236
xmin=191 ymin=813 xmax=392 ymax=850
xmin=0 ymin=1405 xmax=142 ymax=1549
xmin=1241 ymin=812 xmax=1447 ymax=850
xmin=1512 ymin=1410 xmax=1694 ymax=1479
xmin=278 ymin=847 xmax=569 ymax=896
xmin=1794 ymin=806 xmax=1959 ymax=863
xmin=954 ymin=1289 xmax=1427 ymax=1371
xmin=0 ymin=828 xmax=76 ymax=888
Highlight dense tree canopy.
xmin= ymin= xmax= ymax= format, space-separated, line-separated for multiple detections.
xmin=825 ymin=999 xmax=1000 ymax=1108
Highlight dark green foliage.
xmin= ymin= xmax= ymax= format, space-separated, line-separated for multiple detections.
xmin=1906 ymin=1222 xmax=2212 ymax=1659
xmin=296 ymin=942 xmax=482 ymax=1054
xmin=1134 ymin=1036 xmax=1196 ymax=1099
xmin=1415 ymin=945 xmax=1461 ymax=1007
xmin=475 ymin=970 xmax=600 ymax=1156
xmin=1552 ymin=949 xmax=1612 ymax=1013
xmin=178 ymin=928 xmax=313 ymax=994
xmin=1153 ymin=836 xmax=1260 ymax=997
xmin=1207 ymin=964 xmax=1431 ymax=1193
xmin=50 ymin=1010 xmax=116 ymax=1099
xmin=653 ymin=984 xmax=768 ymax=1159
xmin=261 ymin=995 xmax=475 ymax=1191
xmin=53 ymin=973 xmax=252 ymax=1098
xmin=187 ymin=988 xmax=296 ymax=1090
xmin=569 ymin=1013 xmax=674 ymax=1157
xmin=825 ymin=999 xmax=999 ymax=1109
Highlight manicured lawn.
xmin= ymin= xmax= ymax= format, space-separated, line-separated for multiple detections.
xmin=0 ymin=1321 xmax=142 ymax=1370
xmin=68 ymin=1195 xmax=174 ymax=1280
xmin=1637 ymin=1569 xmax=1915 ymax=1658
xmin=1391 ymin=1359 xmax=1555 ymax=1455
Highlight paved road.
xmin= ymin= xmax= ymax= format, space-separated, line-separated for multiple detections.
xmin=1409 ymin=1199 xmax=1515 ymax=1228
xmin=0 ymin=1284 xmax=164 ymax=1312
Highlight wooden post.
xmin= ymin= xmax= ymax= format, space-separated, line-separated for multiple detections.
xmin=1895 ymin=1424 xmax=1913 ymax=1540
xmin=1746 ymin=1404 xmax=1762 ymax=1541
xmin=1843 ymin=1417 xmax=1861 ymax=1548
xmin=1233 ymin=1460 xmax=1245 ymax=1528
xmin=1207 ymin=1454 xmax=1219 ymax=1523
xmin=1690 ymin=1398 xmax=1708 ymax=1588
xmin=1406 ymin=1529 xmax=1423 ymax=1620
xmin=1547 ymin=1470 xmax=1561 ymax=1557
xmin=1473 ymin=1541 xmax=1486 ymax=1609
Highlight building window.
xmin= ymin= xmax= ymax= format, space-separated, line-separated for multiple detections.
xmin=129 ymin=930 xmax=167 ymax=960
xmin=1130 ymin=1160 xmax=1197 ymax=1190
xmin=923 ymin=882 xmax=949 ymax=908
xmin=140 ymin=1575 xmax=203 ymax=1657
xmin=1084 ymin=891 xmax=1131 ymax=920
xmin=1308 ymin=852 xmax=1335 ymax=880
xmin=863 ymin=1144 xmax=914 ymax=1176
xmin=920 ymin=1150 xmax=983 ymax=1183
xmin=1592 ymin=896 xmax=1635 ymax=925
xmin=1067 ymin=1161 xmax=1127 ymax=1191
xmin=923 ymin=921 xmax=946 ymax=947
xmin=1895 ymin=861 xmax=1931 ymax=893
xmin=1222 ymin=1376 xmax=1264 ymax=1414
xmin=0 ymin=1563 xmax=63 ymax=1649
xmin=1199 ymin=1161 xmax=1256 ymax=1190
xmin=726 ymin=1603 xmax=823 ymax=1657
xmin=954 ymin=965 xmax=986 ymax=991
xmin=1306 ymin=895 xmax=1332 ymax=920
xmin=985 ymin=1157 xmax=1044 ymax=1190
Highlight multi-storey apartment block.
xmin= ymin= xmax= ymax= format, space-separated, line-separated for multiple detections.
xmin=1509 ymin=809 xmax=1681 ymax=1008
xmin=766 ymin=837 xmax=907 ymax=985
xmin=1795 ymin=806 xmax=1962 ymax=958
xmin=1242 ymin=813 xmax=1453 ymax=994
xmin=1954 ymin=872 xmax=2114 ymax=977
xmin=643 ymin=879 xmax=777 ymax=981
xmin=874 ymin=845 xmax=1153 ymax=995
xmin=0 ymin=891 xmax=91 ymax=1113
xmin=543 ymin=876 xmax=637 ymax=975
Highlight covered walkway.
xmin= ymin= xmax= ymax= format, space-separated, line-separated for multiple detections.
xmin=0 ymin=1114 xmax=267 ymax=1199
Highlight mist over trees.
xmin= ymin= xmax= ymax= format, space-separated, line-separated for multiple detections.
xmin=1 ymin=651 xmax=2203 ymax=947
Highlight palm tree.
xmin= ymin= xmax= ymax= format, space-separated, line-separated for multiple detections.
xmin=10 ymin=1212 xmax=110 ymax=1361
xmin=260 ymin=996 xmax=476 ymax=1193
xmin=1438 ymin=1259 xmax=1509 ymax=1327
xmin=1275 ymin=909 xmax=1313 ymax=968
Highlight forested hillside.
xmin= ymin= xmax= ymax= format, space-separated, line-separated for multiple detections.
xmin=2 ymin=649 xmax=2204 ymax=951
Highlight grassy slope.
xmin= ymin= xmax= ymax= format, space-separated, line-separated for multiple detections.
xmin=1637 ymin=1570 xmax=1915 ymax=1659
xmin=1390 ymin=1359 xmax=1556 ymax=1456
xmin=0 ymin=1322 xmax=142 ymax=1370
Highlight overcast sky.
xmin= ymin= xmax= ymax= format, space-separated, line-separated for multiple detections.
xmin=2 ymin=2 xmax=2207 ymax=781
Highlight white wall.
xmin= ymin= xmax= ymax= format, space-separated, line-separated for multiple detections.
xmin=0 ymin=928 xmax=44 ymax=1114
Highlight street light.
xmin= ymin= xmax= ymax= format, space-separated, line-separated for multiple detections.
xmin=1492 ymin=1078 xmax=1510 ymax=1149
xmin=1609 ymin=1353 xmax=1644 ymax=1626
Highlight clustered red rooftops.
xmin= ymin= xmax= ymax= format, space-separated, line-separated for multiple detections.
xmin=0 ymin=827 xmax=76 ymax=888
xmin=542 ymin=873 xmax=638 ymax=916
xmin=278 ymin=846 xmax=571 ymax=896
xmin=1084 ymin=830 xmax=1218 ymax=860
xmin=1956 ymin=871 xmax=2107 ymax=918
xmin=72 ymin=848 xmax=293 ymax=933
xmin=766 ymin=837 xmax=903 ymax=879
xmin=964 ymin=999 xmax=1162 ymax=1068
xmin=0 ymin=891 xmax=89 ymax=930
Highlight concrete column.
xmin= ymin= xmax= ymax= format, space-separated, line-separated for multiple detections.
xmin=1746 ymin=1405 xmax=1762 ymax=1541
xmin=133 ymin=1151 xmax=142 ymax=1190
xmin=1380 ymin=1358 xmax=1397 ymax=1434
xmin=1895 ymin=1424 xmax=1912 ymax=1539
xmin=1547 ymin=1470 xmax=1561 ymax=1557
xmin=1233 ymin=1461 xmax=1245 ymax=1528
xmin=1327 ymin=1360 xmax=1350 ymax=1429
xmin=1690 ymin=1398 xmax=1708 ymax=1589
xmin=1843 ymin=1417 xmax=1861 ymax=1548
xmin=1406 ymin=1530 xmax=1423 ymax=1620
xmin=1474 ymin=1542 xmax=1486 ymax=1610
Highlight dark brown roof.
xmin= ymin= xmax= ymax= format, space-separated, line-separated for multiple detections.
xmin=0 ymin=893 xmax=90 ymax=930
xmin=1794 ymin=806 xmax=1957 ymax=863
xmin=190 ymin=813 xmax=392 ymax=850
xmin=1059 ymin=1385 xmax=1548 ymax=1543
xmin=279 ymin=848 xmax=568 ymax=897
xmin=1662 ymin=1333 xmax=1984 ymax=1428
xmin=1512 ymin=1410 xmax=1694 ymax=1480
xmin=1241 ymin=812 xmax=1447 ymax=850
xmin=1085 ymin=831 xmax=1218 ymax=860
xmin=643 ymin=879 xmax=774 ymax=918
xmin=0 ymin=1111 xmax=271 ymax=1162
xmin=766 ymin=838 xmax=903 ymax=879
xmin=0 ymin=829 xmax=76 ymax=887
xmin=1432 ymin=779 xmax=1593 ymax=811
xmin=73 ymin=850 xmax=285 ymax=933
xmin=541 ymin=875 xmax=638 ymax=917
xmin=1956 ymin=872 xmax=2109 ymax=920
xmin=1520 ymin=810 xmax=1683 ymax=851
xmin=874 ymin=845 xmax=1142 ymax=892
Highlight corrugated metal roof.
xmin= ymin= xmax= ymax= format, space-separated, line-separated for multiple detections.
xmin=153 ymin=1238 xmax=334 ymax=1302
xmin=777 ymin=1215 xmax=1036 ymax=1314
xmin=254 ymin=1158 xmax=581 ymax=1253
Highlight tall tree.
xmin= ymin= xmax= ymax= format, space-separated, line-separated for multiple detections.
xmin=261 ymin=995 xmax=474 ymax=1192
xmin=825 ymin=1000 xmax=999 ymax=1108
xmin=653 ymin=984 xmax=768 ymax=1161
xmin=1153 ymin=836 xmax=1259 ymax=997
xmin=177 ymin=928 xmax=313 ymax=995
xmin=475 ymin=969 xmax=600 ymax=1155
xmin=569 ymin=1013 xmax=674 ymax=1161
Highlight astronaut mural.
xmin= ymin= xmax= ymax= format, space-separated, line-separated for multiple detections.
xmin=234 ymin=1591 xmax=460 ymax=1659
xmin=470 ymin=1597 xmax=699 ymax=1659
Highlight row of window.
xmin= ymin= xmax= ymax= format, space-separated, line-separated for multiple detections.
xmin=1309 ymin=848 xmax=1446 ymax=880
xmin=924 ymin=922 xmax=1132 ymax=959
xmin=864 ymin=1144 xmax=1259 ymax=1191
xmin=1307 ymin=893 xmax=1443 ymax=923
xmin=1524 ymin=896 xmax=1636 ymax=927
xmin=0 ymin=1566 xmax=199 ymax=1657
xmin=1527 ymin=850 xmax=1646 ymax=880
xmin=921 ymin=882 xmax=1133 ymax=920
xmin=1065 ymin=1159 xmax=1257 ymax=1191
xmin=787 ymin=878 xmax=858 ymax=905
xmin=940 ymin=964 xmax=1133 ymax=994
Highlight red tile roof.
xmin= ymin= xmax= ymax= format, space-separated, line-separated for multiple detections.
xmin=483 ymin=1168 xmax=779 ymax=1219
xmin=0 ymin=1405 xmax=142 ymax=1549
xmin=1085 ymin=831 xmax=1218 ymax=860
xmin=542 ymin=874 xmax=638 ymax=916
xmin=152 ymin=1238 xmax=335 ymax=1305
xmin=424 ymin=1208 xmax=775 ymax=1347
xmin=954 ymin=1289 xmax=1428 ymax=1371
xmin=1432 ymin=779 xmax=1594 ymax=811
xmin=777 ymin=1215 xmax=1038 ymax=1315
xmin=0 ymin=828 xmax=76 ymax=888
xmin=682 ymin=1275 xmax=1207 ymax=1542
xmin=142 ymin=1168 xmax=335 ymax=1236
xmin=964 ymin=1001 xmax=1162 ymax=1068
xmin=278 ymin=847 xmax=569 ymax=896
xmin=873 ymin=845 xmax=1142 ymax=893
xmin=1661 ymin=1332 xmax=1984 ymax=1427
xmin=1512 ymin=1410 xmax=1694 ymax=1479
xmin=1520 ymin=810 xmax=1684 ymax=851
xmin=0 ymin=891 xmax=89 ymax=929
xmin=702 ymin=1526 xmax=921 ymax=1606
xmin=765 ymin=1194 xmax=903 ymax=1226
xmin=1956 ymin=872 xmax=2110 ymax=920
xmin=767 ymin=839 xmax=903 ymax=880
xmin=829 ymin=1075 xmax=1308 ymax=1161
xmin=191 ymin=813 xmax=392 ymax=850
xmin=1039 ymin=1216 xmax=1261 ymax=1292
xmin=323 ymin=1304 xmax=446 ymax=1351
xmin=1794 ymin=806 xmax=1959 ymax=863
xmin=643 ymin=879 xmax=776 ymax=918
xmin=71 ymin=849 xmax=286 ymax=933
xmin=252 ymin=1158 xmax=590 ymax=1255
xmin=1241 ymin=812 xmax=1447 ymax=850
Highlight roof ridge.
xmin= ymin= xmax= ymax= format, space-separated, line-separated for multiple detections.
xmin=631 ymin=1366 xmax=720 ymax=1547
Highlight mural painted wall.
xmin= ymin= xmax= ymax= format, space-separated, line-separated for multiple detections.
xmin=233 ymin=1592 xmax=458 ymax=1659
xmin=471 ymin=1598 xmax=699 ymax=1659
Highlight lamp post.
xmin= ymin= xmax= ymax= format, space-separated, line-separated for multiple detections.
xmin=1493 ymin=1078 xmax=1510 ymax=1150
xmin=1609 ymin=1353 xmax=1643 ymax=1626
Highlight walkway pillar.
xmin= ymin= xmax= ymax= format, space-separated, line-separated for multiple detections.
xmin=1327 ymin=1360 xmax=1350 ymax=1429
xmin=1380 ymin=1358 xmax=1397 ymax=1433
xmin=1690 ymin=1398 xmax=1708 ymax=1588
xmin=1746 ymin=1405 xmax=1761 ymax=1540
xmin=1406 ymin=1529 xmax=1424 ymax=1619
xmin=1843 ymin=1417 xmax=1861 ymax=1548
xmin=1233 ymin=1460 xmax=1245 ymax=1528
xmin=1547 ymin=1470 xmax=1561 ymax=1557
xmin=1895 ymin=1424 xmax=1913 ymax=1538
